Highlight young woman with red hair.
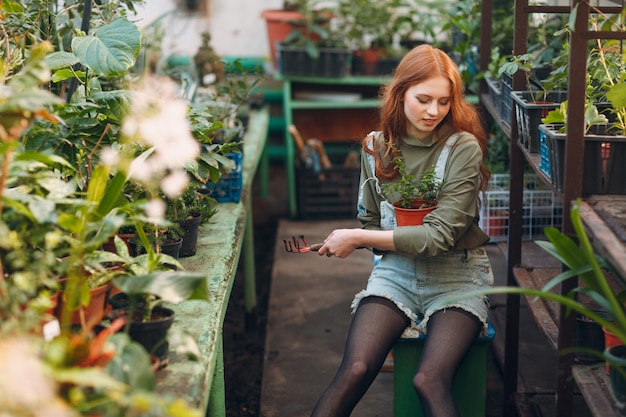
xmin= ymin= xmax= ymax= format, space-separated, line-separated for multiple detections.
xmin=310 ymin=44 xmax=494 ymax=417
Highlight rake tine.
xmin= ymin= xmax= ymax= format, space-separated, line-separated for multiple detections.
xmin=291 ymin=235 xmax=301 ymax=251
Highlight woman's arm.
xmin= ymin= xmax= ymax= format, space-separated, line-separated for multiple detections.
xmin=317 ymin=228 xmax=395 ymax=258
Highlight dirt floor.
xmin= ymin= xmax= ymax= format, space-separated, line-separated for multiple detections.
xmin=223 ymin=219 xmax=277 ymax=417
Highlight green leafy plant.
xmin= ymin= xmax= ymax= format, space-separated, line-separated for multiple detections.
xmin=499 ymin=53 xmax=539 ymax=95
xmin=166 ymin=185 xmax=217 ymax=225
xmin=336 ymin=0 xmax=422 ymax=58
xmin=113 ymin=270 xmax=207 ymax=324
xmin=442 ymin=199 xmax=626 ymax=361
xmin=280 ymin=0 xmax=345 ymax=59
xmin=382 ymin=155 xmax=443 ymax=209
xmin=607 ymin=82 xmax=626 ymax=135
xmin=541 ymin=100 xmax=609 ymax=134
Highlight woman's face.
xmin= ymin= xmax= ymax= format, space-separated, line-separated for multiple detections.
xmin=403 ymin=76 xmax=451 ymax=140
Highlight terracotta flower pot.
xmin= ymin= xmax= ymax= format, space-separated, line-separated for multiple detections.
xmin=102 ymin=232 xmax=135 ymax=255
xmin=393 ymin=206 xmax=436 ymax=226
xmin=261 ymin=9 xmax=306 ymax=70
xmin=55 ymin=281 xmax=111 ymax=326
xmin=393 ymin=200 xmax=436 ymax=226
xmin=604 ymin=326 xmax=623 ymax=374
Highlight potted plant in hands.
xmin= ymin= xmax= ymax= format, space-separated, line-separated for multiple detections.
xmin=382 ymin=154 xmax=443 ymax=226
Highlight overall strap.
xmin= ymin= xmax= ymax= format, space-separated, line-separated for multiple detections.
xmin=433 ymin=132 xmax=461 ymax=182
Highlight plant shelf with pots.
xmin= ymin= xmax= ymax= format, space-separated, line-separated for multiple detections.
xmin=478 ymin=0 xmax=626 ymax=415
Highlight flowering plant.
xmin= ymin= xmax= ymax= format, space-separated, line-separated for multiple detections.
xmin=0 ymin=24 xmax=211 ymax=417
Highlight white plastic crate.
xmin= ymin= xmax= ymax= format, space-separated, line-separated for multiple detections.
xmin=487 ymin=173 xmax=551 ymax=191
xmin=479 ymin=174 xmax=563 ymax=242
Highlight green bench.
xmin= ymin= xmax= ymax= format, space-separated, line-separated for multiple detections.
xmin=155 ymin=107 xmax=269 ymax=416
xmin=393 ymin=320 xmax=495 ymax=417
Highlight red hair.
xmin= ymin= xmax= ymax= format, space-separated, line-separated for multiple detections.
xmin=364 ymin=44 xmax=490 ymax=191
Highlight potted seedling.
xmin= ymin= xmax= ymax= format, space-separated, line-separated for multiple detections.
xmin=109 ymin=269 xmax=208 ymax=363
xmin=382 ymin=154 xmax=443 ymax=226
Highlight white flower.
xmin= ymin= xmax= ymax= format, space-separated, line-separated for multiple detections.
xmin=100 ymin=146 xmax=119 ymax=166
xmin=144 ymin=198 xmax=166 ymax=222
xmin=121 ymin=75 xmax=201 ymax=192
xmin=128 ymin=157 xmax=155 ymax=182
xmin=0 ymin=337 xmax=77 ymax=417
xmin=161 ymin=170 xmax=190 ymax=199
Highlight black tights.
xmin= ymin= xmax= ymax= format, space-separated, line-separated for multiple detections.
xmin=310 ymin=296 xmax=481 ymax=417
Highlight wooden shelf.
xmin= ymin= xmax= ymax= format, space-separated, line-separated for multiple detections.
xmin=275 ymin=74 xmax=391 ymax=85
xmin=290 ymin=98 xmax=381 ymax=109
xmin=479 ymin=92 xmax=511 ymax=138
xmin=479 ymin=0 xmax=626 ymax=414
xmin=579 ymin=198 xmax=626 ymax=281
xmin=281 ymin=75 xmax=388 ymax=217
xmin=512 ymin=266 xmax=562 ymax=349
xmin=572 ymin=365 xmax=620 ymax=417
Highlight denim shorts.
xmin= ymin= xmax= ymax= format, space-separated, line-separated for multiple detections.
xmin=351 ymin=246 xmax=494 ymax=336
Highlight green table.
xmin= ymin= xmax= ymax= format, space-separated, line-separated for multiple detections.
xmin=155 ymin=107 xmax=269 ymax=416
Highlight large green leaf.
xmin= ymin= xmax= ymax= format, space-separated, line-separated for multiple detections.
xmin=10 ymin=42 xmax=55 ymax=90
xmin=607 ymin=83 xmax=626 ymax=109
xmin=96 ymin=171 xmax=128 ymax=219
xmin=0 ymin=90 xmax=63 ymax=113
xmin=45 ymin=51 xmax=80 ymax=70
xmin=106 ymin=333 xmax=156 ymax=390
xmin=71 ymin=18 xmax=141 ymax=77
xmin=114 ymin=272 xmax=209 ymax=303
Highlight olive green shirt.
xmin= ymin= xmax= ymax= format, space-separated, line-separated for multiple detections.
xmin=357 ymin=124 xmax=490 ymax=256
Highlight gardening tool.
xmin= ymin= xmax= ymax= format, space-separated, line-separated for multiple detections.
xmin=283 ymin=235 xmax=366 ymax=254
xmin=289 ymin=124 xmax=321 ymax=174
xmin=283 ymin=235 xmax=323 ymax=254
xmin=288 ymin=124 xmax=333 ymax=180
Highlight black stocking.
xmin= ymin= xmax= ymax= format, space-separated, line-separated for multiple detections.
xmin=413 ymin=308 xmax=481 ymax=417
xmin=310 ymin=296 xmax=410 ymax=417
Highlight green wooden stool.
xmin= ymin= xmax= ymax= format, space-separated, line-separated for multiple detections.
xmin=393 ymin=320 xmax=495 ymax=417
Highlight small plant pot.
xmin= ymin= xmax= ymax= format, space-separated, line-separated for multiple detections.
xmin=178 ymin=215 xmax=202 ymax=258
xmin=575 ymin=313 xmax=606 ymax=363
xmin=102 ymin=232 xmax=135 ymax=255
xmin=604 ymin=326 xmax=623 ymax=375
xmin=55 ymin=280 xmax=110 ymax=326
xmin=109 ymin=306 xmax=175 ymax=363
xmin=393 ymin=202 xmax=436 ymax=226
xmin=129 ymin=238 xmax=183 ymax=259
xmin=605 ymin=344 xmax=626 ymax=411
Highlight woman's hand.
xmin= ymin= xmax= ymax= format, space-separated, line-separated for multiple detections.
xmin=317 ymin=229 xmax=360 ymax=258
xmin=317 ymin=229 xmax=395 ymax=258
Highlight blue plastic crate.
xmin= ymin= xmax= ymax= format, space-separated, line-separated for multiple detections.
xmin=539 ymin=129 xmax=551 ymax=179
xmin=206 ymin=152 xmax=243 ymax=203
xmin=500 ymin=73 xmax=513 ymax=128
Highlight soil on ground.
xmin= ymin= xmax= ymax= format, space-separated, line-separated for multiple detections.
xmin=223 ymin=219 xmax=277 ymax=416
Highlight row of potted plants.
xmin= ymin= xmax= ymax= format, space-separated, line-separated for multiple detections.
xmin=0 ymin=1 xmax=254 ymax=415
xmin=261 ymin=0 xmax=487 ymax=78
xmin=484 ymin=11 xmax=626 ymax=196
